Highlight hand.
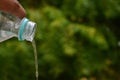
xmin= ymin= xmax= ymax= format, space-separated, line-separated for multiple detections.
xmin=0 ymin=0 xmax=26 ymax=19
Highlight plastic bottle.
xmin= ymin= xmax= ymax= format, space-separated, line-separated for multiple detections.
xmin=0 ymin=11 xmax=36 ymax=42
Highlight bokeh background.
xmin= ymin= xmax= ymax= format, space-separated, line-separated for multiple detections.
xmin=0 ymin=0 xmax=120 ymax=80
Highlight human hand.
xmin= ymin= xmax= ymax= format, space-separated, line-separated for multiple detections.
xmin=0 ymin=0 xmax=26 ymax=19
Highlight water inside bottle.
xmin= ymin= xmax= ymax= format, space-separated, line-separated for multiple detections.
xmin=32 ymin=40 xmax=39 ymax=80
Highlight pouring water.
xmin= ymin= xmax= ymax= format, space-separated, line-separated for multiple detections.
xmin=32 ymin=40 xmax=39 ymax=80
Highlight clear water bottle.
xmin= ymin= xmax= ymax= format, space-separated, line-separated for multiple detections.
xmin=0 ymin=11 xmax=36 ymax=42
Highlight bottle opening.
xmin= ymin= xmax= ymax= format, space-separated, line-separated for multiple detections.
xmin=26 ymin=21 xmax=36 ymax=42
xmin=18 ymin=18 xmax=37 ymax=42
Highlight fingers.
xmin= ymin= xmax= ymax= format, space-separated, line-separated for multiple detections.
xmin=0 ymin=0 xmax=26 ymax=19
xmin=10 ymin=0 xmax=26 ymax=18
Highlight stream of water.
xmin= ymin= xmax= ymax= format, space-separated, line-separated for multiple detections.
xmin=32 ymin=40 xmax=39 ymax=80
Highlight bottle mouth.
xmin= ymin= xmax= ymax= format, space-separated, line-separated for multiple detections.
xmin=26 ymin=21 xmax=36 ymax=42
xmin=18 ymin=18 xmax=37 ymax=42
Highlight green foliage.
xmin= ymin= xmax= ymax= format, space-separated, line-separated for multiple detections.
xmin=0 ymin=40 xmax=35 ymax=80
xmin=27 ymin=6 xmax=118 ymax=80
xmin=0 ymin=0 xmax=120 ymax=80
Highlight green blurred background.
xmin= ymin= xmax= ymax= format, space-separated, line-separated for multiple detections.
xmin=0 ymin=0 xmax=120 ymax=80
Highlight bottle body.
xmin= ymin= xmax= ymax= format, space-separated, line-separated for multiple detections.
xmin=0 ymin=11 xmax=36 ymax=42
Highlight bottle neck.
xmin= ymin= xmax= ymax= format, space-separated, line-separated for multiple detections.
xmin=18 ymin=18 xmax=36 ymax=42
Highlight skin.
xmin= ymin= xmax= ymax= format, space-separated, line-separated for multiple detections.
xmin=0 ymin=0 xmax=26 ymax=19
